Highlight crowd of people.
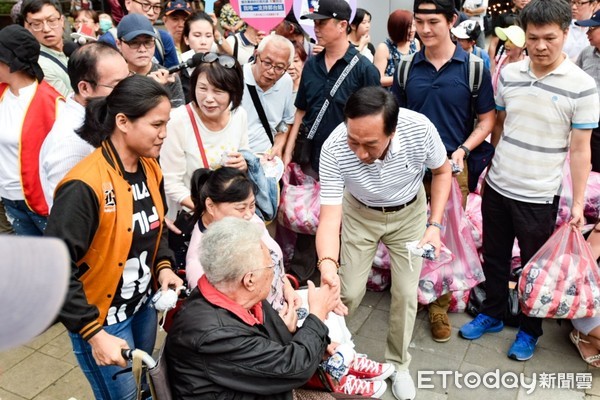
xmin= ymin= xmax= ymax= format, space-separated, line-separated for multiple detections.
xmin=1 ymin=0 xmax=600 ymax=398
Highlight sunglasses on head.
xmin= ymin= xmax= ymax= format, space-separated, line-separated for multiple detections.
xmin=200 ymin=52 xmax=236 ymax=69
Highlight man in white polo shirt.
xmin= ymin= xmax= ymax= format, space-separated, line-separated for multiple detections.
xmin=241 ymin=34 xmax=295 ymax=158
xmin=459 ymin=0 xmax=599 ymax=361
xmin=315 ymin=86 xmax=452 ymax=400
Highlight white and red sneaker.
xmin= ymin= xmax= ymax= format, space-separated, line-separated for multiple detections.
xmin=335 ymin=375 xmax=387 ymax=398
xmin=348 ymin=354 xmax=395 ymax=381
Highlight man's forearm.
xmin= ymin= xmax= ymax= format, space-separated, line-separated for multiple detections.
xmin=570 ymin=146 xmax=591 ymax=208
xmin=283 ymin=110 xmax=305 ymax=159
xmin=429 ymin=162 xmax=452 ymax=224
xmin=462 ymin=111 xmax=495 ymax=151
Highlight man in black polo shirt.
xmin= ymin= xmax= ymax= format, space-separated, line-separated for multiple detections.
xmin=281 ymin=0 xmax=379 ymax=286
xmin=283 ymin=0 xmax=380 ymax=172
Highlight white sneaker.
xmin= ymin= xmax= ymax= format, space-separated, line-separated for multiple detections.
xmin=391 ymin=370 xmax=416 ymax=400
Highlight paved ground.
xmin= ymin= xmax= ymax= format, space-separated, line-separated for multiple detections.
xmin=1 ymin=289 xmax=600 ymax=400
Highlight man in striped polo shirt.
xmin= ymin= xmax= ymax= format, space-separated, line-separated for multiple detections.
xmin=459 ymin=0 xmax=599 ymax=361
xmin=316 ymin=86 xmax=452 ymax=400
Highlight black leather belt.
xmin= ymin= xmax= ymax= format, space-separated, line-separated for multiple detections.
xmin=357 ymin=195 xmax=418 ymax=214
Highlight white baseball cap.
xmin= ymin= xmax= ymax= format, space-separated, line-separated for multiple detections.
xmin=495 ymin=25 xmax=526 ymax=48
xmin=0 ymin=236 xmax=69 ymax=351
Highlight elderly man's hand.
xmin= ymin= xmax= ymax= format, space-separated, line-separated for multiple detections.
xmin=307 ymin=281 xmax=340 ymax=321
xmin=278 ymin=302 xmax=299 ymax=333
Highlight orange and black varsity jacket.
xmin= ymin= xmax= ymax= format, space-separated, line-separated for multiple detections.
xmin=45 ymin=140 xmax=174 ymax=340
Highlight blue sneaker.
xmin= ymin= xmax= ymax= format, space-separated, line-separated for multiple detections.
xmin=459 ymin=314 xmax=504 ymax=340
xmin=508 ymin=330 xmax=538 ymax=361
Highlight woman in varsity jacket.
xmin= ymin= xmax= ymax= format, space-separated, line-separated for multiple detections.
xmin=45 ymin=74 xmax=183 ymax=400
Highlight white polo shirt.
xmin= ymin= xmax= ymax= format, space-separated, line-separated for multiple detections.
xmin=319 ymin=108 xmax=447 ymax=207
xmin=488 ymin=56 xmax=599 ymax=203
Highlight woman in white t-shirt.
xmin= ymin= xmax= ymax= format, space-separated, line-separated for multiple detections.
xmin=160 ymin=54 xmax=249 ymax=219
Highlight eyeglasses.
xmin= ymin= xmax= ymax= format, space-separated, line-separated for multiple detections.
xmin=123 ymin=38 xmax=156 ymax=49
xmin=589 ymin=26 xmax=599 ymax=32
xmin=242 ymin=261 xmax=275 ymax=282
xmin=26 ymin=15 xmax=61 ymax=31
xmin=200 ymin=52 xmax=236 ymax=68
xmin=571 ymin=0 xmax=591 ymax=6
xmin=257 ymin=55 xmax=288 ymax=74
xmin=131 ymin=0 xmax=162 ymax=13
xmin=86 ymin=71 xmax=135 ymax=89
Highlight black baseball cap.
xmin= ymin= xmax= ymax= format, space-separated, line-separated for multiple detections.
xmin=300 ymin=0 xmax=351 ymax=21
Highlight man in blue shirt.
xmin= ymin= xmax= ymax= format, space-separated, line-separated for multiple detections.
xmin=391 ymin=0 xmax=495 ymax=345
xmin=98 ymin=0 xmax=179 ymax=68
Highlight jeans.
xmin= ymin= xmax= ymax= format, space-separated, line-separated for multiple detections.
xmin=68 ymin=299 xmax=157 ymax=400
xmin=479 ymin=185 xmax=558 ymax=338
xmin=2 ymin=198 xmax=47 ymax=236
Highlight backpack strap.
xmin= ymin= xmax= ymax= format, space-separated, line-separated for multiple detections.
xmin=154 ymin=28 xmax=165 ymax=64
xmin=467 ymin=52 xmax=484 ymax=131
xmin=39 ymin=52 xmax=68 ymax=74
xmin=396 ymin=52 xmax=416 ymax=107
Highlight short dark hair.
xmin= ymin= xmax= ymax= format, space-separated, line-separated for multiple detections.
xmin=68 ymin=42 xmax=123 ymax=94
xmin=350 ymin=8 xmax=371 ymax=28
xmin=387 ymin=9 xmax=414 ymax=43
xmin=190 ymin=167 xmax=257 ymax=223
xmin=344 ymin=86 xmax=399 ymax=136
xmin=190 ymin=55 xmax=244 ymax=111
xmin=414 ymin=0 xmax=455 ymax=23
xmin=181 ymin=11 xmax=213 ymax=53
xmin=20 ymin=0 xmax=62 ymax=23
xmin=77 ymin=74 xmax=169 ymax=147
xmin=519 ymin=0 xmax=571 ymax=31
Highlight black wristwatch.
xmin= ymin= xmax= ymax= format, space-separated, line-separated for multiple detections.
xmin=458 ymin=144 xmax=471 ymax=159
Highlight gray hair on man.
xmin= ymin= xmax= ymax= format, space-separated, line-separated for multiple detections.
xmin=199 ymin=217 xmax=264 ymax=286
xmin=257 ymin=33 xmax=294 ymax=65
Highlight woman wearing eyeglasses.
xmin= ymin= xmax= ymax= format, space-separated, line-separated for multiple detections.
xmin=160 ymin=52 xmax=249 ymax=221
xmin=45 ymin=74 xmax=184 ymax=400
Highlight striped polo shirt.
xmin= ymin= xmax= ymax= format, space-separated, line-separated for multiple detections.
xmin=319 ymin=108 xmax=447 ymax=206
xmin=487 ymin=56 xmax=599 ymax=204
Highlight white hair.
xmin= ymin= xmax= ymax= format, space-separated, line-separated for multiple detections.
xmin=199 ymin=217 xmax=264 ymax=285
xmin=257 ymin=33 xmax=294 ymax=65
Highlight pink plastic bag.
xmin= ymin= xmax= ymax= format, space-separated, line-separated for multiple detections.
xmin=418 ymin=178 xmax=485 ymax=304
xmin=277 ymin=163 xmax=320 ymax=235
xmin=449 ymin=291 xmax=470 ymax=313
xmin=557 ymin=161 xmax=600 ymax=226
xmin=519 ymin=224 xmax=600 ymax=319
xmin=465 ymin=193 xmax=483 ymax=249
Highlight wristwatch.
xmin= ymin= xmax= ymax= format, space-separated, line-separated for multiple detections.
xmin=275 ymin=121 xmax=289 ymax=133
xmin=217 ymin=38 xmax=223 ymax=46
xmin=427 ymin=221 xmax=444 ymax=230
xmin=458 ymin=144 xmax=471 ymax=159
